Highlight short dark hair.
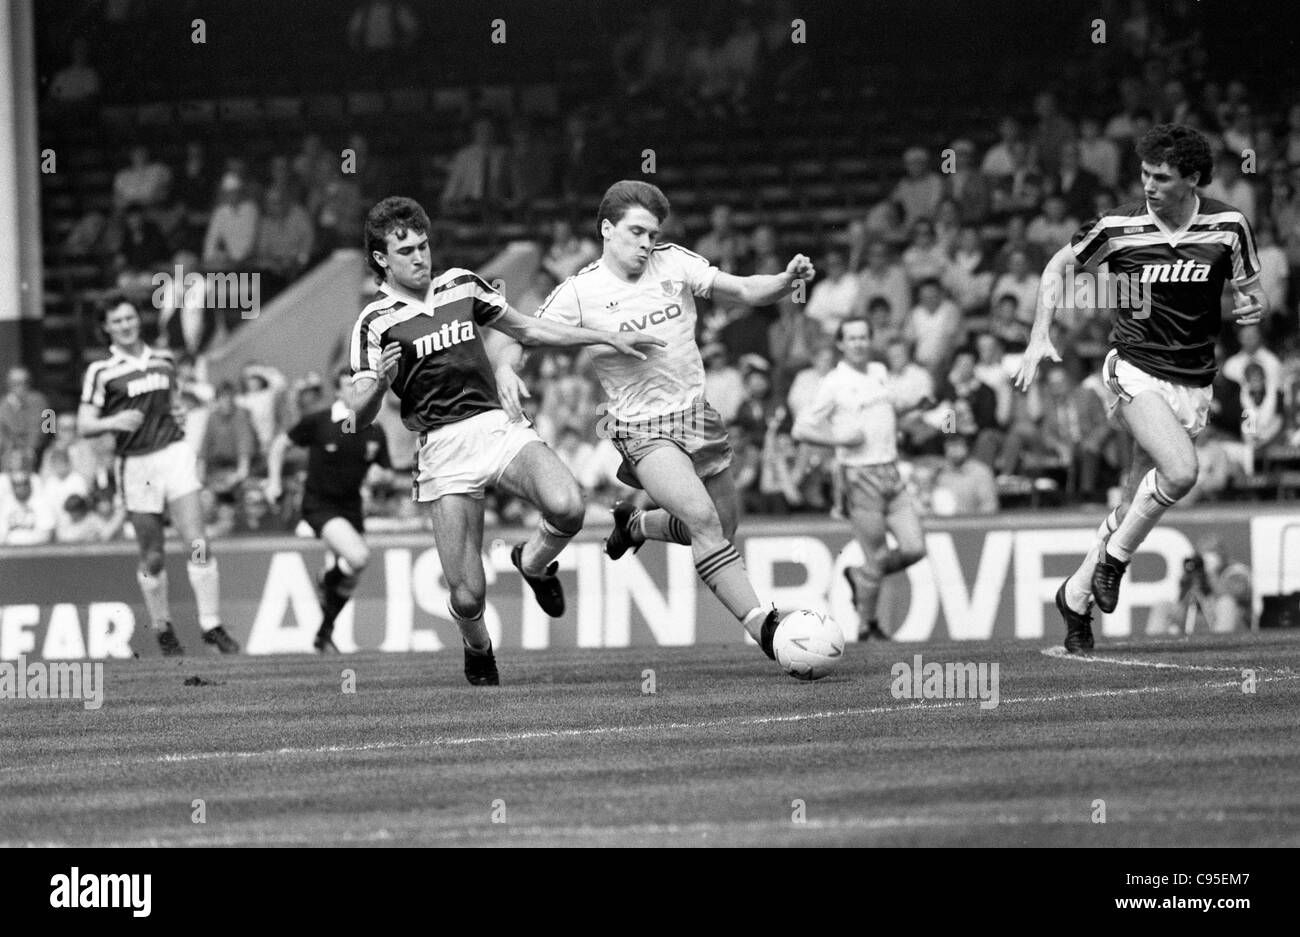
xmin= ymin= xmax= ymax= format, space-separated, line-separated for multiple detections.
xmin=365 ymin=196 xmax=431 ymax=281
xmin=835 ymin=315 xmax=872 ymax=343
xmin=596 ymin=180 xmax=670 ymax=237
xmin=1136 ymin=124 xmax=1213 ymax=186
xmin=96 ymin=291 xmax=134 ymax=325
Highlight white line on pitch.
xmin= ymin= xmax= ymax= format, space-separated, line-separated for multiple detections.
xmin=4 ymin=673 xmax=1295 ymax=777
xmin=1040 ymin=645 xmax=1297 ymax=674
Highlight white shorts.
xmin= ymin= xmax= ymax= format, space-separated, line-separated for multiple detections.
xmin=120 ymin=441 xmax=202 ymax=514
xmin=1101 ymin=348 xmax=1213 ymax=439
xmin=413 ymin=409 xmax=542 ymax=502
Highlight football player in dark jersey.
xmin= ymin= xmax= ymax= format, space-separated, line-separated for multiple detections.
xmin=78 ymin=296 xmax=240 ymax=656
xmin=265 ymin=369 xmax=391 ymax=653
xmin=346 ymin=196 xmax=663 ymax=685
xmin=1015 ymin=125 xmax=1265 ymax=652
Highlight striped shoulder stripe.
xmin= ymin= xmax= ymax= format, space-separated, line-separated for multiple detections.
xmin=431 ymin=268 xmax=488 ymax=295
xmin=655 ymin=243 xmax=709 ymax=263
xmin=359 ymin=292 xmax=404 ymax=317
xmin=574 ymin=259 xmax=601 ymax=277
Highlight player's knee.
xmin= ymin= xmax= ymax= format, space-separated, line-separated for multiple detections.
xmin=1162 ymin=462 xmax=1198 ymax=499
xmin=187 ymin=538 xmax=211 ymax=566
xmin=141 ymin=551 xmax=165 ymax=576
xmin=448 ymin=583 xmax=485 ymax=620
xmin=347 ymin=545 xmax=371 ymax=573
xmin=546 ymin=485 xmax=585 ymax=532
xmin=678 ymin=502 xmax=722 ymax=540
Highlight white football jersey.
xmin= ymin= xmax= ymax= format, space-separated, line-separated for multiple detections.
xmin=535 ymin=243 xmax=719 ymax=421
xmin=803 ymin=360 xmax=898 ymax=465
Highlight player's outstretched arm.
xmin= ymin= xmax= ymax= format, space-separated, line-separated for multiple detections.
xmin=711 ymin=254 xmax=816 ymax=307
xmin=76 ymin=402 xmax=142 ymax=436
xmin=344 ymin=342 xmax=401 ymax=430
xmin=487 ymin=306 xmax=666 ymax=359
xmin=1012 ymin=243 xmax=1073 ymax=392
xmin=483 ymin=329 xmax=531 ymax=421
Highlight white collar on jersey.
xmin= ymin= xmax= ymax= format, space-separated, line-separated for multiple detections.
xmin=109 ymin=343 xmax=155 ymax=368
xmin=378 ymin=279 xmax=435 ymax=314
xmin=330 ymin=399 xmax=352 ymax=423
xmin=1146 ymin=193 xmax=1200 ymax=245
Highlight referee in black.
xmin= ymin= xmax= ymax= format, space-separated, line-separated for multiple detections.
xmin=266 ymin=368 xmax=391 ymax=652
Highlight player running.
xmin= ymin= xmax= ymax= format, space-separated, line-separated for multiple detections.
xmin=495 ymin=180 xmax=816 ymax=663
xmin=792 ymin=316 xmax=927 ymax=641
xmin=265 ymin=369 xmax=391 ymax=653
xmin=346 ymin=196 xmax=663 ymax=686
xmin=1014 ymin=124 xmax=1265 ymax=653
xmin=78 ymin=296 xmax=240 ymax=656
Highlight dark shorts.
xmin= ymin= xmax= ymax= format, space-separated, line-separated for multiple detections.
xmin=301 ymin=495 xmax=364 ymax=538
xmin=608 ymin=401 xmax=733 ymax=489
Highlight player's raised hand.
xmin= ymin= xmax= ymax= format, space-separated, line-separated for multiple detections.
xmin=786 ymin=254 xmax=816 ymax=283
xmin=1229 ymin=284 xmax=1266 ymax=326
xmin=606 ymin=331 xmax=667 ymax=360
xmin=378 ymin=342 xmax=402 ymax=382
xmin=1013 ymin=334 xmax=1061 ymax=392
xmin=495 ymin=364 xmax=531 ymax=422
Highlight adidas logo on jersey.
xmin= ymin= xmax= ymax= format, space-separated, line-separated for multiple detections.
xmin=1139 ymin=260 xmax=1212 ymax=283
xmin=125 ymin=372 xmax=170 ymax=397
xmin=413 ymin=319 xmax=475 ymax=357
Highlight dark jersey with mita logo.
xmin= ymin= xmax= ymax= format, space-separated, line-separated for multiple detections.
xmin=288 ymin=402 xmax=391 ymax=507
xmin=1070 ymin=196 xmax=1260 ymax=387
xmin=349 ymin=270 xmax=507 ymax=432
xmin=80 ymin=346 xmax=184 ymax=456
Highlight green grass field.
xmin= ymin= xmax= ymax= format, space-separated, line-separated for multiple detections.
xmin=3 ymin=632 xmax=1299 ymax=847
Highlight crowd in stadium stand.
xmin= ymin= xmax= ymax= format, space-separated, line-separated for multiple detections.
xmin=7 ymin=0 xmax=1300 ymax=545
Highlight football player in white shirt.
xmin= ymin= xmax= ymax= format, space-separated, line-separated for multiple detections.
xmin=792 ymin=316 xmax=928 ymax=640
xmin=494 ymin=180 xmax=816 ymax=663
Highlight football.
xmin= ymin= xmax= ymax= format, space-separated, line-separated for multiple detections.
xmin=773 ymin=610 xmax=845 ymax=681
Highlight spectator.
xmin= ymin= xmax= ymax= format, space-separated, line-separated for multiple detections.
xmin=1077 ymin=116 xmax=1120 ymax=189
xmin=1026 ymin=194 xmax=1078 ymax=253
xmin=767 ymin=295 xmax=822 ymax=392
xmin=113 ymin=145 xmax=172 ymax=212
xmin=1221 ymin=103 xmax=1254 ymax=158
xmin=989 ymin=294 xmax=1030 ymax=349
xmin=347 ymin=0 xmax=420 ymax=51
xmin=991 ymin=249 xmax=1041 ymax=329
xmin=1241 ymin=361 xmax=1284 ymax=451
xmin=252 ymin=186 xmax=315 ymax=282
xmin=541 ymin=218 xmax=600 ymax=282
xmin=733 ymin=356 xmax=779 ymax=444
xmin=901 ymin=219 xmax=948 ymax=285
xmin=198 ymin=382 xmax=257 ymax=497
xmin=852 ymin=241 xmax=911 ymax=330
xmin=229 ymin=481 xmax=288 ymax=535
xmin=1255 ymin=226 xmax=1291 ymax=330
xmin=945 ymin=139 xmax=990 ymax=224
xmin=904 ymin=279 xmax=962 ymax=375
xmin=1032 ymin=92 xmax=1076 ymax=176
xmin=747 ymin=223 xmax=783 ymax=275
xmin=292 ymin=133 xmax=329 ymax=194
xmin=1104 ymin=77 xmax=1147 ymax=144
xmin=345 ymin=133 xmax=388 ymax=203
xmin=0 ymin=470 xmax=54 ymax=546
xmin=1051 ymin=142 xmax=1103 ymax=222
xmin=931 ymin=434 xmax=998 ymax=516
xmin=942 ymin=227 xmax=994 ymax=313
xmin=893 ymin=146 xmax=944 ymax=227
xmin=694 ymin=205 xmax=749 ymax=274
xmin=1222 ymin=324 xmax=1282 ymax=401
xmin=158 ymin=250 xmax=220 ymax=359
xmin=786 ymin=344 xmax=836 ymax=421
xmin=38 ymin=447 xmax=89 ymax=523
xmin=40 ymin=412 xmax=96 ymax=486
xmin=237 ymin=363 xmax=288 ymax=457
xmin=804 ymin=249 xmax=860 ymax=336
xmin=48 ymin=37 xmax=100 ymax=103
xmin=936 ymin=347 xmax=1001 ymax=467
xmin=202 ymin=172 xmax=259 ymax=266
xmin=981 ymin=116 xmax=1024 ymax=181
xmin=55 ymin=494 xmax=118 ymax=543
xmin=0 ymin=366 xmax=51 ymax=467
xmin=558 ymin=112 xmax=595 ymax=203
xmin=1202 ymin=151 xmax=1257 ymax=227
xmin=266 ymin=153 xmax=304 ymax=208
xmin=702 ymin=342 xmax=745 ymax=424
xmin=883 ymin=336 xmax=935 ymax=413
xmin=505 ymin=119 xmax=557 ymax=206
xmin=158 ymin=141 xmax=215 ymax=249
xmin=441 ymin=117 xmax=507 ymax=208
xmin=990 ymin=141 xmax=1044 ymax=218
xmin=933 ymin=198 xmax=962 ymax=254
xmin=112 ymin=204 xmax=170 ymax=278
xmin=1040 ymin=362 xmax=1114 ymax=502
xmin=974 ymin=332 xmax=1014 ymax=428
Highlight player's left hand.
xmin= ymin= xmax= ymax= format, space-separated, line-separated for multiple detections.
xmin=607 ymin=332 xmax=668 ymax=360
xmin=1229 ymin=286 xmax=1265 ymax=326
xmin=495 ymin=365 xmax=531 ymax=422
xmin=786 ymin=254 xmax=816 ymax=283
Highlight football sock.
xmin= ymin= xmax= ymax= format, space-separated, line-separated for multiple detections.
xmin=449 ymin=603 xmax=490 ymax=651
xmin=320 ymin=562 xmax=360 ymax=631
xmin=521 ymin=516 xmax=580 ymax=576
xmin=1109 ymin=469 xmax=1177 ymax=564
xmin=633 ymin=509 xmax=691 ymax=546
xmin=741 ymin=606 xmax=769 ymax=643
xmin=136 ymin=568 xmax=171 ymax=630
xmin=187 ymin=559 xmax=222 ymax=631
xmin=848 ymin=564 xmax=883 ymax=625
xmin=694 ymin=542 xmax=762 ymax=623
xmin=1064 ymin=510 xmax=1121 ymax=613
